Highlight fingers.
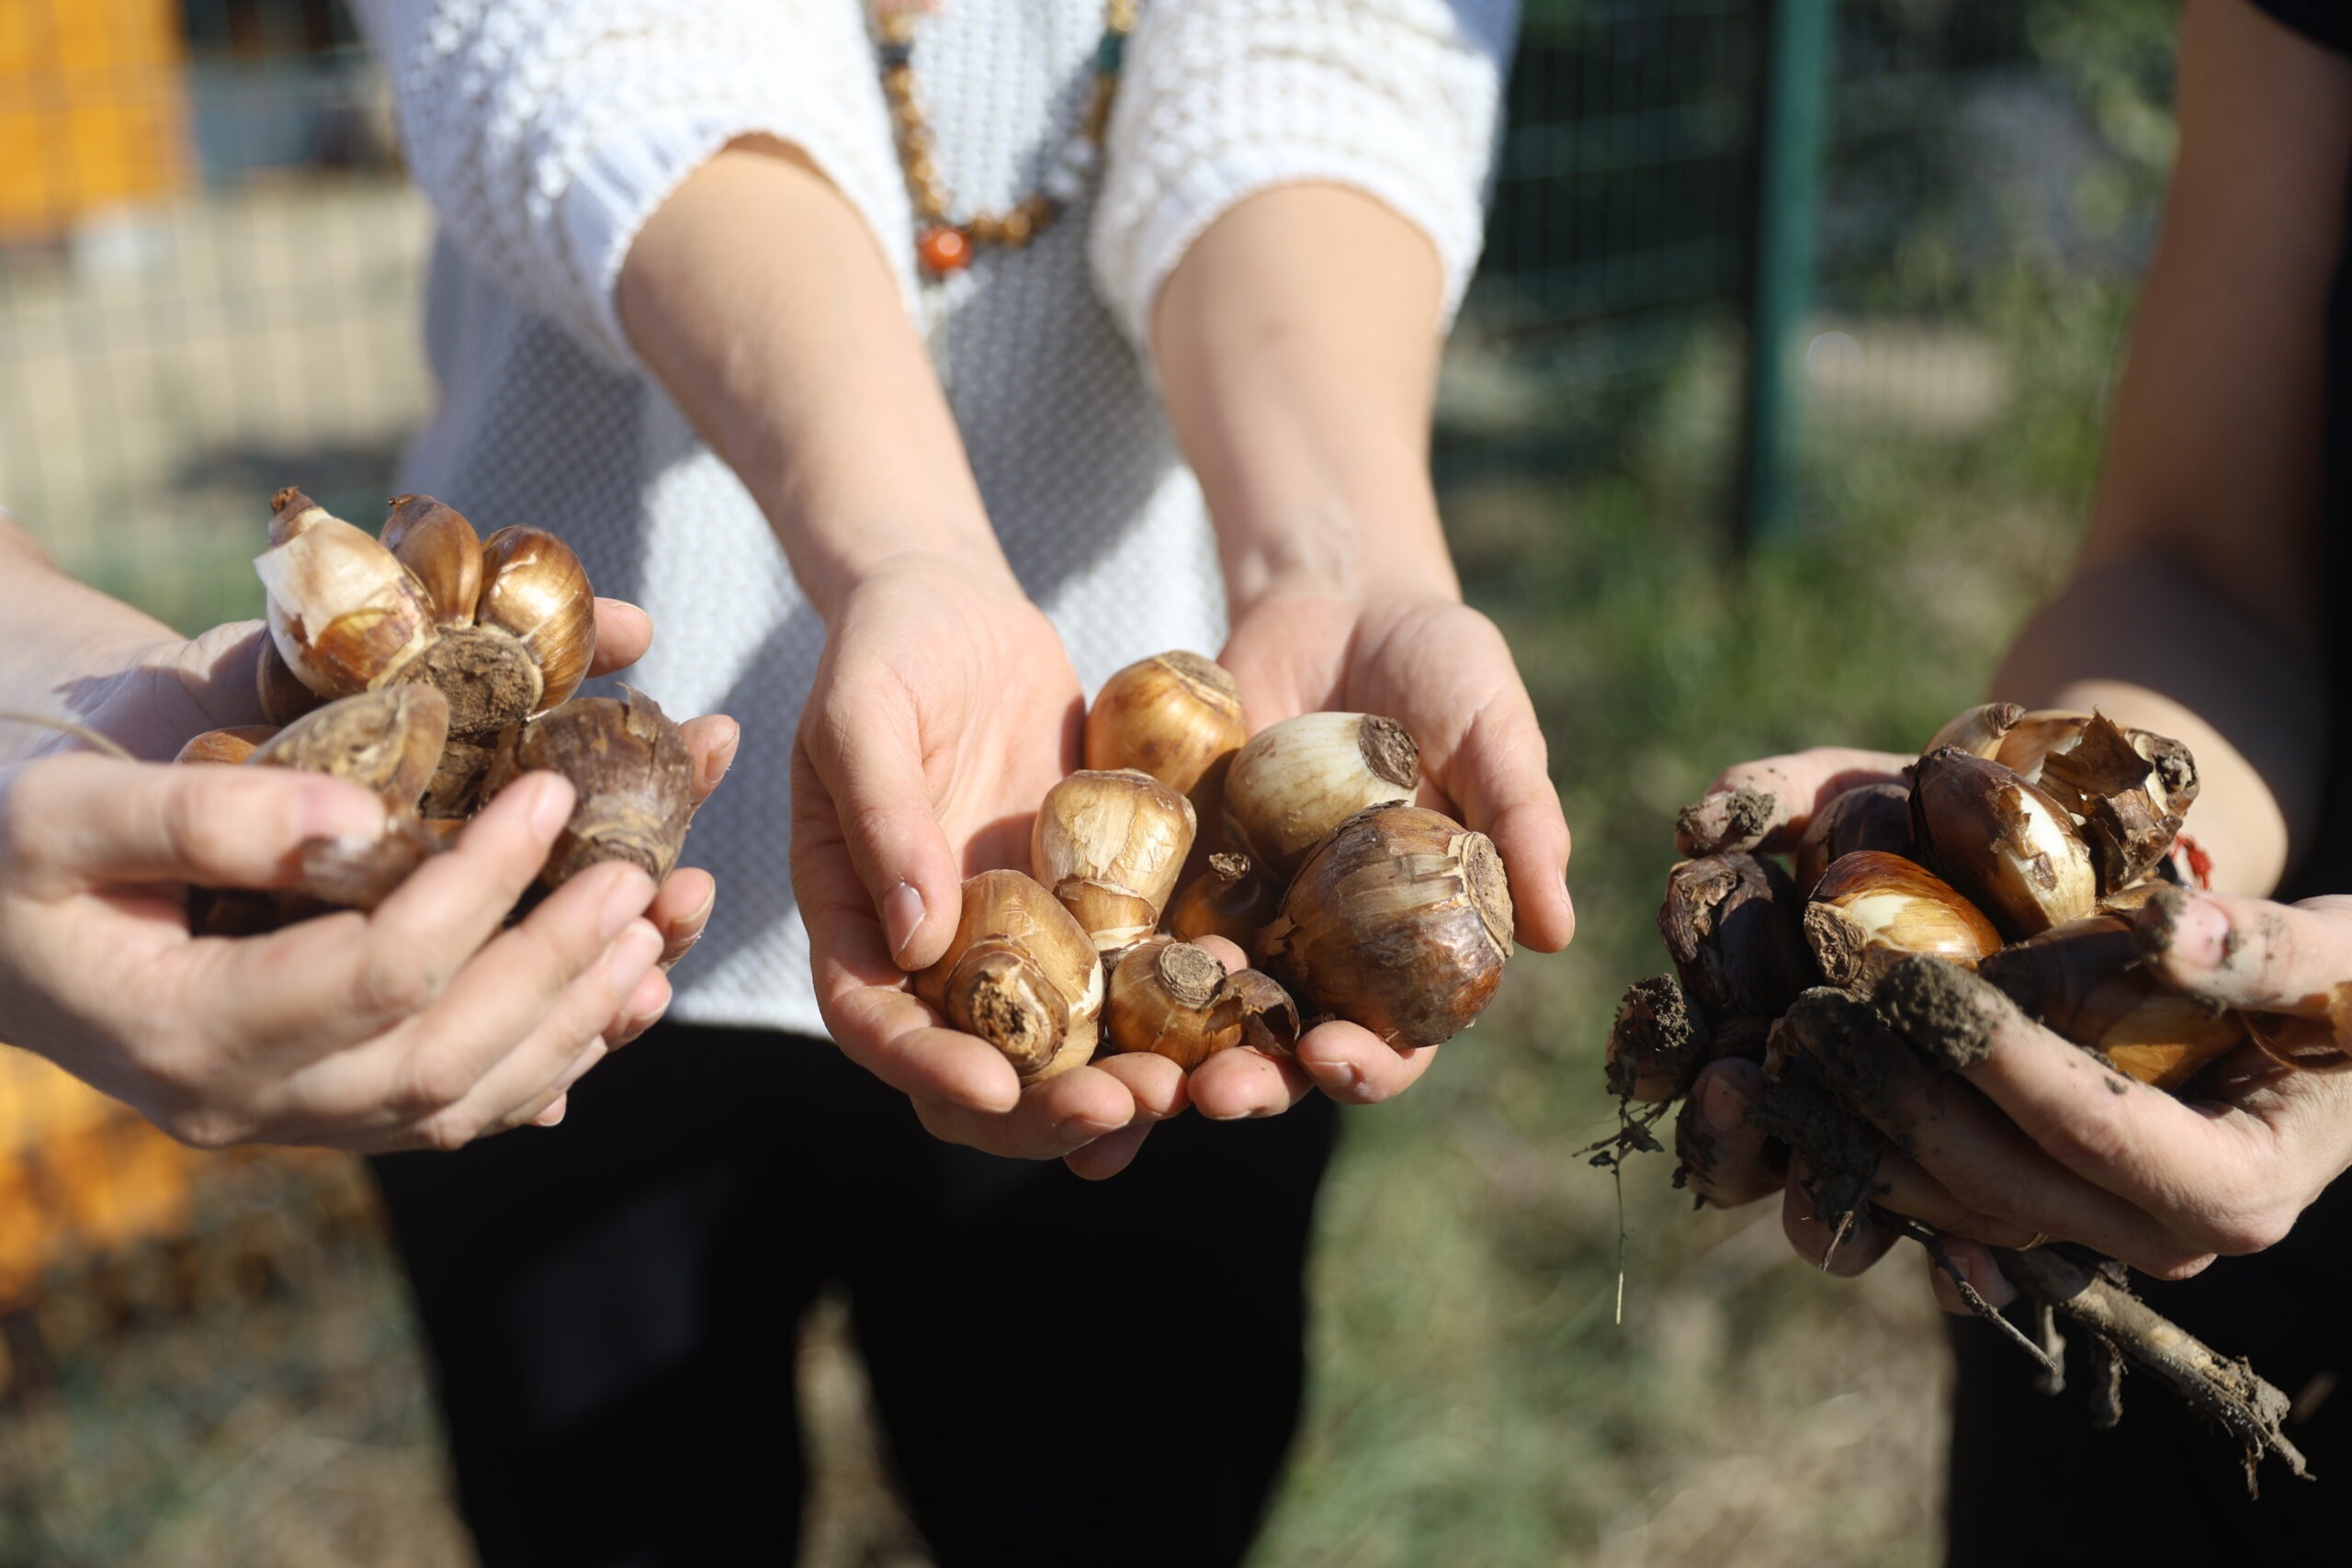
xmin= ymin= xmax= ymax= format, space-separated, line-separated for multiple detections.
xmin=1064 ymin=1120 xmax=1157 ymax=1180
xmin=1838 ymin=962 xmax=2227 ymax=1273
xmin=912 ymin=1065 xmax=1137 ymax=1160
xmin=1780 ymin=1162 xmax=1902 ymax=1277
xmin=204 ymin=774 xmax=579 ymax=1050
xmin=1678 ymin=1059 xmax=1782 ymax=1208
xmin=2139 ymin=888 xmax=2352 ymax=1020
xmin=5 ymin=753 xmax=385 ymax=897
xmin=1189 ymin=1045 xmax=1313 ymax=1120
xmin=1291 ymin=1020 xmax=1438 ymax=1104
xmin=796 ymin=685 xmax=964 ymax=972
xmin=678 ymin=716 xmax=741 ymax=807
xmin=648 ymin=866 xmax=716 ymax=968
xmin=1675 ymin=748 xmax=1911 ymax=855
xmin=308 ymin=861 xmax=656 ymax=1120
xmin=1434 ymin=699 xmax=1576 ymax=952
xmin=1924 ymin=1238 xmax=2018 ymax=1315
xmin=587 ymin=598 xmax=653 ymax=675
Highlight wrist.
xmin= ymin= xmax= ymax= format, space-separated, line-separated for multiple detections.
xmin=1217 ymin=491 xmax=1460 ymax=623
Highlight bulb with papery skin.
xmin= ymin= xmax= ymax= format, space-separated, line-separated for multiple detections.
xmin=1803 ymin=850 xmax=2003 ymax=989
xmin=1223 ymin=712 xmax=1419 ymax=880
xmin=1084 ymin=651 xmax=1247 ymax=795
xmin=1259 ymin=802 xmax=1510 ymax=1048
xmin=912 ymin=870 xmax=1104 ymax=1083
xmin=1031 ymin=769 xmax=1194 ymax=955
xmin=1907 ymin=747 xmax=2098 ymax=939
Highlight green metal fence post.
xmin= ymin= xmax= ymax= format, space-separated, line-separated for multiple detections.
xmin=1738 ymin=0 xmax=1832 ymax=547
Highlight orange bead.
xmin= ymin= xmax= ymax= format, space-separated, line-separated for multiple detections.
xmin=918 ymin=225 xmax=973 ymax=275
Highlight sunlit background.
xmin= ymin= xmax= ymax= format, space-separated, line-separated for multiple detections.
xmin=1 ymin=1 xmax=2177 ymax=1562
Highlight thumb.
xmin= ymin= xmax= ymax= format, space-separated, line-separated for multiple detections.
xmin=4 ymin=753 xmax=386 ymax=895
xmin=1676 ymin=747 xmax=1912 ymax=856
xmin=797 ymin=689 xmax=967 ymax=972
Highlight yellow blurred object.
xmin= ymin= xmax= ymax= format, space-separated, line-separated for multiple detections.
xmin=0 ymin=1043 xmax=197 ymax=1307
xmin=0 ymin=0 xmax=189 ymax=241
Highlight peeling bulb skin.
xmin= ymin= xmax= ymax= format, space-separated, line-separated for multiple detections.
xmin=1992 ymin=710 xmax=2095 ymax=783
xmin=1907 ymin=748 xmax=2098 ymax=940
xmin=1223 ymin=712 xmax=1421 ymax=880
xmin=1924 ymin=702 xmax=2026 ymax=760
xmin=1804 ymin=850 xmax=2002 ymax=989
xmin=1228 ymin=969 xmax=1300 ymax=1055
xmin=1032 ymin=769 xmax=1196 ymax=953
xmin=913 ymin=870 xmax=1104 ymax=1082
xmin=1258 ymin=803 xmax=1510 ymax=1049
xmin=1083 ymin=650 xmax=1248 ymax=795
xmin=482 ymin=689 xmax=695 ymax=886
xmin=477 ymin=526 xmax=597 ymax=711
xmin=1657 ymin=852 xmax=1814 ymax=1027
xmin=255 ymin=507 xmax=440 ymax=700
xmin=248 ymin=686 xmax=450 ymax=811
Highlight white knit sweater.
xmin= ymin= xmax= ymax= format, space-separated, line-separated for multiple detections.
xmin=353 ymin=0 xmax=1514 ymax=1036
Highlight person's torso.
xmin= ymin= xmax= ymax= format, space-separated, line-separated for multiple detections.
xmin=399 ymin=0 xmax=1230 ymax=1033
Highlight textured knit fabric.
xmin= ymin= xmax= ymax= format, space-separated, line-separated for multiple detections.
xmin=353 ymin=0 xmax=1513 ymax=1035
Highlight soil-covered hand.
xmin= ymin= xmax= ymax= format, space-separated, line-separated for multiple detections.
xmin=1128 ymin=590 xmax=1574 ymax=1143
xmin=1673 ymin=749 xmax=2352 ymax=1313
xmin=790 ymin=559 xmax=1186 ymax=1173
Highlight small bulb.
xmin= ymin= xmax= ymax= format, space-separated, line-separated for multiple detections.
xmin=912 ymin=870 xmax=1104 ymax=1082
xmin=1803 ymin=850 xmax=2002 ymax=989
xmin=1259 ymin=803 xmax=1510 ymax=1048
xmin=1223 ymin=712 xmax=1419 ymax=880
xmin=1083 ymin=651 xmax=1247 ymax=795
xmin=1031 ymin=769 xmax=1195 ymax=955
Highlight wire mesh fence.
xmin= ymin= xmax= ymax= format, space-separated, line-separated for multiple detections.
xmin=0 ymin=1 xmax=2172 ymax=1562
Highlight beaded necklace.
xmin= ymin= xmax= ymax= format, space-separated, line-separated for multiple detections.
xmin=874 ymin=0 xmax=1141 ymax=277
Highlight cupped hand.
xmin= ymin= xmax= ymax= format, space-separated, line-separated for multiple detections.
xmin=1177 ymin=589 xmax=1577 ymax=1124
xmin=2 ymin=599 xmax=739 ymax=1139
xmin=789 ymin=559 xmax=1188 ymax=1170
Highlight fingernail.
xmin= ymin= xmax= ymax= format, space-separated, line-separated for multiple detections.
xmin=2162 ymin=891 xmax=2233 ymax=973
xmin=1696 ymin=1071 xmax=1751 ymax=1138
xmin=600 ymin=867 xmax=656 ymax=941
xmin=530 ymin=774 xmax=576 ymax=839
xmin=883 ymin=880 xmax=926 ymax=964
xmin=299 ymin=782 xmax=385 ymax=843
xmin=604 ymin=919 xmax=663 ymax=987
xmin=1324 ymin=1059 xmax=1365 ymax=1097
xmin=531 ymin=1094 xmax=568 ymax=1128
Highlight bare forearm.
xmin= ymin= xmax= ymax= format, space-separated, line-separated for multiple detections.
xmin=616 ymin=139 xmax=1018 ymax=620
xmin=0 ymin=516 xmax=188 ymax=761
xmin=1992 ymin=552 xmax=2322 ymax=897
xmin=1153 ymin=186 xmax=1460 ymax=615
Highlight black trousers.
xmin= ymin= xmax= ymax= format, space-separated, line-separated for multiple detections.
xmin=1944 ymin=1177 xmax=2352 ymax=1559
xmin=371 ymin=1022 xmax=1339 ymax=1568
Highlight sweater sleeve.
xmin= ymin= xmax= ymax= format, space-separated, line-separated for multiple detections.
xmin=352 ymin=0 xmax=916 ymax=372
xmin=1088 ymin=0 xmax=1518 ymax=354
